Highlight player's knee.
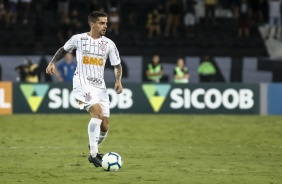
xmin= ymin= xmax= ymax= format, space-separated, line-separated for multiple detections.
xmin=97 ymin=113 xmax=103 ymax=120
xmin=88 ymin=104 xmax=103 ymax=119
xmin=89 ymin=111 xmax=103 ymax=119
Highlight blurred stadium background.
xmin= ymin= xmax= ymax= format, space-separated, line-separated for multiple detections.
xmin=0 ymin=0 xmax=282 ymax=183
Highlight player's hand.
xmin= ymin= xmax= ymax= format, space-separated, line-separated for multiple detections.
xmin=114 ymin=81 xmax=123 ymax=94
xmin=46 ymin=63 xmax=55 ymax=75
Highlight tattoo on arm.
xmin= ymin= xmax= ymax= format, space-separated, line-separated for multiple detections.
xmin=50 ymin=47 xmax=68 ymax=64
xmin=114 ymin=64 xmax=122 ymax=81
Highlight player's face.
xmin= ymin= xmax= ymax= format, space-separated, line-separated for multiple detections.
xmin=91 ymin=17 xmax=108 ymax=36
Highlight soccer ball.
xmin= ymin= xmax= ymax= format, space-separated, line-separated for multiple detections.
xmin=102 ymin=152 xmax=123 ymax=171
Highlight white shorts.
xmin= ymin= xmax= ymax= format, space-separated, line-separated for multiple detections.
xmin=73 ymin=85 xmax=110 ymax=117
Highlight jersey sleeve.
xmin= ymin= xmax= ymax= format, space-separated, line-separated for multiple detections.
xmin=63 ymin=35 xmax=78 ymax=52
xmin=108 ymin=41 xmax=121 ymax=66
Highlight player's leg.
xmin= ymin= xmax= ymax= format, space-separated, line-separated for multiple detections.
xmin=87 ymin=103 xmax=103 ymax=158
xmin=86 ymin=101 xmax=105 ymax=167
xmin=99 ymin=116 xmax=109 ymax=146
xmin=98 ymin=88 xmax=111 ymax=147
xmin=73 ymin=86 xmax=103 ymax=167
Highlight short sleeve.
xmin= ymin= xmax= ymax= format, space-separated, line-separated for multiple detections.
xmin=63 ymin=35 xmax=78 ymax=52
xmin=108 ymin=41 xmax=121 ymax=66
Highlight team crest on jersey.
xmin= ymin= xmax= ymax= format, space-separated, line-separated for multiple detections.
xmin=99 ymin=41 xmax=107 ymax=51
xmin=83 ymin=92 xmax=92 ymax=102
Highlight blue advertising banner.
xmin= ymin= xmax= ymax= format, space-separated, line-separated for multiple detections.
xmin=268 ymin=83 xmax=282 ymax=115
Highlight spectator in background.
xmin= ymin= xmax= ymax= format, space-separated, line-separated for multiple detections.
xmin=108 ymin=7 xmax=120 ymax=35
xmin=231 ymin=0 xmax=240 ymax=18
xmin=128 ymin=9 xmax=138 ymax=26
xmin=249 ymin=0 xmax=263 ymax=24
xmin=198 ymin=56 xmax=216 ymax=82
xmin=15 ymin=58 xmax=38 ymax=83
xmin=146 ymin=7 xmax=161 ymax=39
xmin=260 ymin=0 xmax=268 ymax=25
xmin=174 ymin=58 xmax=189 ymax=84
xmin=164 ymin=0 xmax=182 ymax=38
xmin=6 ymin=0 xmax=18 ymax=26
xmin=89 ymin=0 xmax=106 ymax=12
xmin=20 ymin=0 xmax=32 ymax=24
xmin=237 ymin=0 xmax=251 ymax=38
xmin=38 ymin=55 xmax=52 ymax=82
xmin=57 ymin=0 xmax=69 ymax=18
xmin=204 ymin=0 xmax=217 ymax=25
xmin=265 ymin=0 xmax=281 ymax=40
xmin=0 ymin=0 xmax=7 ymax=24
xmin=107 ymin=0 xmax=120 ymax=12
xmin=146 ymin=54 xmax=163 ymax=83
xmin=183 ymin=0 xmax=197 ymax=38
xmin=33 ymin=3 xmax=44 ymax=49
xmin=55 ymin=52 xmax=76 ymax=82
xmin=70 ymin=9 xmax=83 ymax=34
xmin=57 ymin=15 xmax=73 ymax=45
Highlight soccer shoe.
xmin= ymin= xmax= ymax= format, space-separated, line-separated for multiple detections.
xmin=88 ymin=144 xmax=104 ymax=160
xmin=88 ymin=154 xmax=102 ymax=167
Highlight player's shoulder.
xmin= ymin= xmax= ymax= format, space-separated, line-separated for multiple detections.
xmin=66 ymin=33 xmax=89 ymax=41
xmin=70 ymin=32 xmax=89 ymax=41
xmin=101 ymin=36 xmax=116 ymax=45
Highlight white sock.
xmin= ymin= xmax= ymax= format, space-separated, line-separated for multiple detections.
xmin=98 ymin=131 xmax=108 ymax=146
xmin=88 ymin=118 xmax=102 ymax=157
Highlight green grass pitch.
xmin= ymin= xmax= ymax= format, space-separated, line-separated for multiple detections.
xmin=0 ymin=114 xmax=281 ymax=184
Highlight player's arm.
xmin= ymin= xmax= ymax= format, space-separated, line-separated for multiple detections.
xmin=114 ymin=64 xmax=123 ymax=94
xmin=46 ymin=35 xmax=77 ymax=75
xmin=109 ymin=40 xmax=123 ymax=94
xmin=46 ymin=47 xmax=67 ymax=75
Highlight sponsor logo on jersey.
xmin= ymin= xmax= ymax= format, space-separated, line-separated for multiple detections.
xmin=82 ymin=50 xmax=96 ymax=56
xmin=87 ymin=77 xmax=103 ymax=86
xmin=82 ymin=56 xmax=103 ymax=66
xmin=81 ymin=37 xmax=88 ymax=40
xmin=82 ymin=50 xmax=105 ymax=57
xmin=20 ymin=84 xmax=49 ymax=112
xmin=142 ymin=84 xmax=171 ymax=113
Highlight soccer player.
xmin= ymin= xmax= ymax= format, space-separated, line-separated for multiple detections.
xmin=46 ymin=11 xmax=123 ymax=167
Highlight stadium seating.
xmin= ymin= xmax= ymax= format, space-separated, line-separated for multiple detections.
xmin=0 ymin=1 xmax=268 ymax=58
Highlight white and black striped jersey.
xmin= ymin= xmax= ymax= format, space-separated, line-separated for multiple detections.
xmin=63 ymin=33 xmax=121 ymax=89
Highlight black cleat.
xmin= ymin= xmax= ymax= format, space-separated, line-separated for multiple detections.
xmin=88 ymin=154 xmax=102 ymax=167
xmin=88 ymin=144 xmax=104 ymax=160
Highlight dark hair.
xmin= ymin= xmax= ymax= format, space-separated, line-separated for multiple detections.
xmin=88 ymin=11 xmax=107 ymax=23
